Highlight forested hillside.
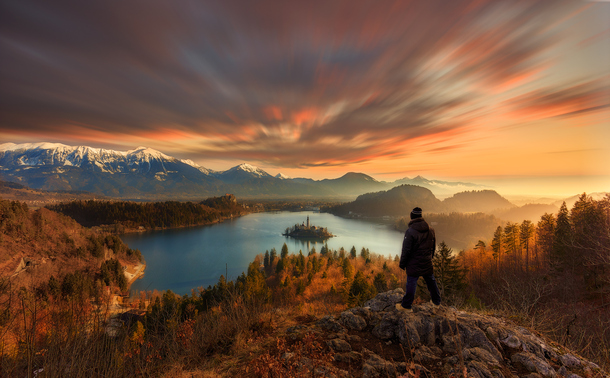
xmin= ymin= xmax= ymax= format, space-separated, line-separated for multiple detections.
xmin=442 ymin=189 xmax=515 ymax=212
xmin=47 ymin=194 xmax=248 ymax=231
xmin=457 ymin=193 xmax=610 ymax=366
xmin=329 ymin=184 xmax=444 ymax=217
xmin=1 ymin=198 xmax=143 ymax=374
xmin=0 ymin=199 xmax=141 ymax=280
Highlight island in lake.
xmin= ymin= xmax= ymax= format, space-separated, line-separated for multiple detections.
xmin=283 ymin=216 xmax=334 ymax=240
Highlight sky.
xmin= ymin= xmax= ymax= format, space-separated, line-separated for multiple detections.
xmin=1 ymin=0 xmax=609 ymax=197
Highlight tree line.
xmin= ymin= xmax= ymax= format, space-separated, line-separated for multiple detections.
xmin=453 ymin=193 xmax=610 ymax=365
xmin=47 ymin=194 xmax=247 ymax=230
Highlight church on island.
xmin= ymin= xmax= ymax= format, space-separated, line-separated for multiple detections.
xmin=283 ymin=216 xmax=334 ymax=240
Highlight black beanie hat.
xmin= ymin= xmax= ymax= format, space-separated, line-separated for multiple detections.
xmin=410 ymin=207 xmax=423 ymax=219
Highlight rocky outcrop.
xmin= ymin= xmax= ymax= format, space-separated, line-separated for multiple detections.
xmin=288 ymin=289 xmax=607 ymax=378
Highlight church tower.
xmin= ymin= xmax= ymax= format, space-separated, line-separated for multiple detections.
xmin=307 ymin=216 xmax=310 ymax=228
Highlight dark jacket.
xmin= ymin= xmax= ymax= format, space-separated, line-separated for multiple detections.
xmin=399 ymin=218 xmax=436 ymax=276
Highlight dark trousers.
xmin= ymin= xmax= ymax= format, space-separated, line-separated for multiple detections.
xmin=401 ymin=274 xmax=441 ymax=309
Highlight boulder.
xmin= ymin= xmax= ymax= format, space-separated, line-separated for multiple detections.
xmin=339 ymin=310 xmax=367 ymax=331
xmin=363 ymin=288 xmax=404 ymax=312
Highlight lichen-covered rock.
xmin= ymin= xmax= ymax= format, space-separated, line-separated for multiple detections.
xmin=334 ymin=351 xmax=361 ymax=364
xmin=372 ymin=312 xmax=401 ymax=339
xmin=501 ymin=333 xmax=522 ymax=349
xmin=316 ymin=315 xmax=347 ymax=333
xmin=362 ymin=350 xmax=397 ymax=378
xmin=511 ymin=352 xmax=556 ymax=377
xmin=363 ymin=288 xmax=404 ymax=312
xmin=466 ymin=360 xmax=496 ymax=378
xmin=560 ymin=353 xmax=582 ymax=368
xmin=413 ymin=346 xmax=442 ymax=363
xmin=327 ymin=338 xmax=352 ymax=352
xmin=339 ymin=310 xmax=367 ymax=331
xmin=466 ymin=347 xmax=502 ymax=366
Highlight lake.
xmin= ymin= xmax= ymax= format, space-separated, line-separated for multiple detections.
xmin=121 ymin=211 xmax=404 ymax=295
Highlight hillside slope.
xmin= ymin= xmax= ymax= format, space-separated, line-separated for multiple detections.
xmin=329 ymin=184 xmax=445 ymax=217
xmin=0 ymin=198 xmax=141 ymax=288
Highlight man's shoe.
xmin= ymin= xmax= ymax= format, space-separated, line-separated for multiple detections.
xmin=395 ymin=303 xmax=413 ymax=313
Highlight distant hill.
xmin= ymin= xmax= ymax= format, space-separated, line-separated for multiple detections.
xmin=317 ymin=173 xmax=391 ymax=197
xmin=553 ymin=192 xmax=609 ymax=209
xmin=442 ymin=190 xmax=514 ymax=213
xmin=0 ymin=180 xmax=106 ymax=207
xmin=494 ymin=203 xmax=559 ymax=223
xmin=329 ymin=184 xmax=444 ymax=217
xmin=394 ymin=175 xmax=487 ymax=197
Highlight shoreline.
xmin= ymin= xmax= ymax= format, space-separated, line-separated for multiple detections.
xmin=114 ymin=212 xmax=254 ymax=235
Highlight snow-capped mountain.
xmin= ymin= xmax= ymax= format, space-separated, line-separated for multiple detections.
xmin=0 ymin=142 xmax=485 ymax=200
xmin=275 ymin=173 xmax=291 ymax=180
xmin=180 ymin=159 xmax=216 ymax=175
xmin=0 ymin=142 xmax=223 ymax=197
xmin=0 ymin=142 xmax=182 ymax=174
xmin=212 ymin=163 xmax=274 ymax=184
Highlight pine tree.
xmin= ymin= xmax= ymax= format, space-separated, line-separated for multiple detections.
xmin=350 ymin=246 xmax=357 ymax=259
xmin=263 ymin=250 xmax=270 ymax=270
xmin=536 ymin=213 xmax=555 ymax=267
xmin=341 ymin=258 xmax=354 ymax=279
xmin=552 ymin=202 xmax=572 ymax=271
xmin=491 ymin=226 xmax=502 ymax=272
xmin=520 ymin=220 xmax=534 ymax=273
xmin=503 ymin=222 xmax=519 ymax=268
xmin=348 ymin=271 xmax=376 ymax=306
xmin=433 ymin=241 xmax=467 ymax=302
xmin=281 ymin=243 xmax=289 ymax=259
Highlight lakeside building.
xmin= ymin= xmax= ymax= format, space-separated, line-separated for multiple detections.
xmin=282 ymin=216 xmax=334 ymax=240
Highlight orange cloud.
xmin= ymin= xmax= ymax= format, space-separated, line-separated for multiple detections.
xmin=263 ymin=105 xmax=283 ymax=121
xmin=291 ymin=107 xmax=319 ymax=126
xmin=503 ymin=83 xmax=610 ymax=121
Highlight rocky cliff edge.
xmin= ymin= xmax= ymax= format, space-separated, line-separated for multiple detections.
xmin=277 ymin=289 xmax=607 ymax=378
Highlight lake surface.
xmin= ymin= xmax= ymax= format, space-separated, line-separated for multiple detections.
xmin=121 ymin=211 xmax=404 ymax=295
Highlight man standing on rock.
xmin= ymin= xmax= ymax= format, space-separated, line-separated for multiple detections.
xmin=396 ymin=207 xmax=441 ymax=312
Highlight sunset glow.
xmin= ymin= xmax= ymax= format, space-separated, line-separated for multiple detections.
xmin=1 ymin=0 xmax=608 ymax=197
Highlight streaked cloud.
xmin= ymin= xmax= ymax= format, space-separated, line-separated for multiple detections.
xmin=1 ymin=0 xmax=608 ymax=177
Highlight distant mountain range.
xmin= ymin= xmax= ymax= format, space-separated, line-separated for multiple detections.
xmin=0 ymin=142 xmax=489 ymax=200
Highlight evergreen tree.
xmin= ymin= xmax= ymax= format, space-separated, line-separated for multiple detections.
xmin=552 ymin=202 xmax=572 ymax=270
xmin=348 ymin=271 xmax=376 ymax=306
xmin=433 ymin=241 xmax=467 ymax=302
xmin=281 ymin=243 xmax=289 ymax=259
xmin=373 ymin=272 xmax=388 ymax=292
xmin=503 ymin=222 xmax=519 ymax=267
xmin=520 ymin=220 xmax=534 ymax=273
xmin=263 ymin=250 xmax=270 ymax=270
xmin=491 ymin=226 xmax=502 ymax=271
xmin=341 ymin=258 xmax=354 ymax=279
xmin=275 ymin=258 xmax=285 ymax=274
xmin=536 ymin=213 xmax=555 ymax=267
xmin=350 ymin=246 xmax=357 ymax=259
xmin=360 ymin=247 xmax=370 ymax=260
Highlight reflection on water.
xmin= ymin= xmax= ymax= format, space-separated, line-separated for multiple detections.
xmin=121 ymin=211 xmax=403 ymax=295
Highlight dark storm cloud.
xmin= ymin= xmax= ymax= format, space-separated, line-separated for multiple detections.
xmin=1 ymin=0 xmax=606 ymax=167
